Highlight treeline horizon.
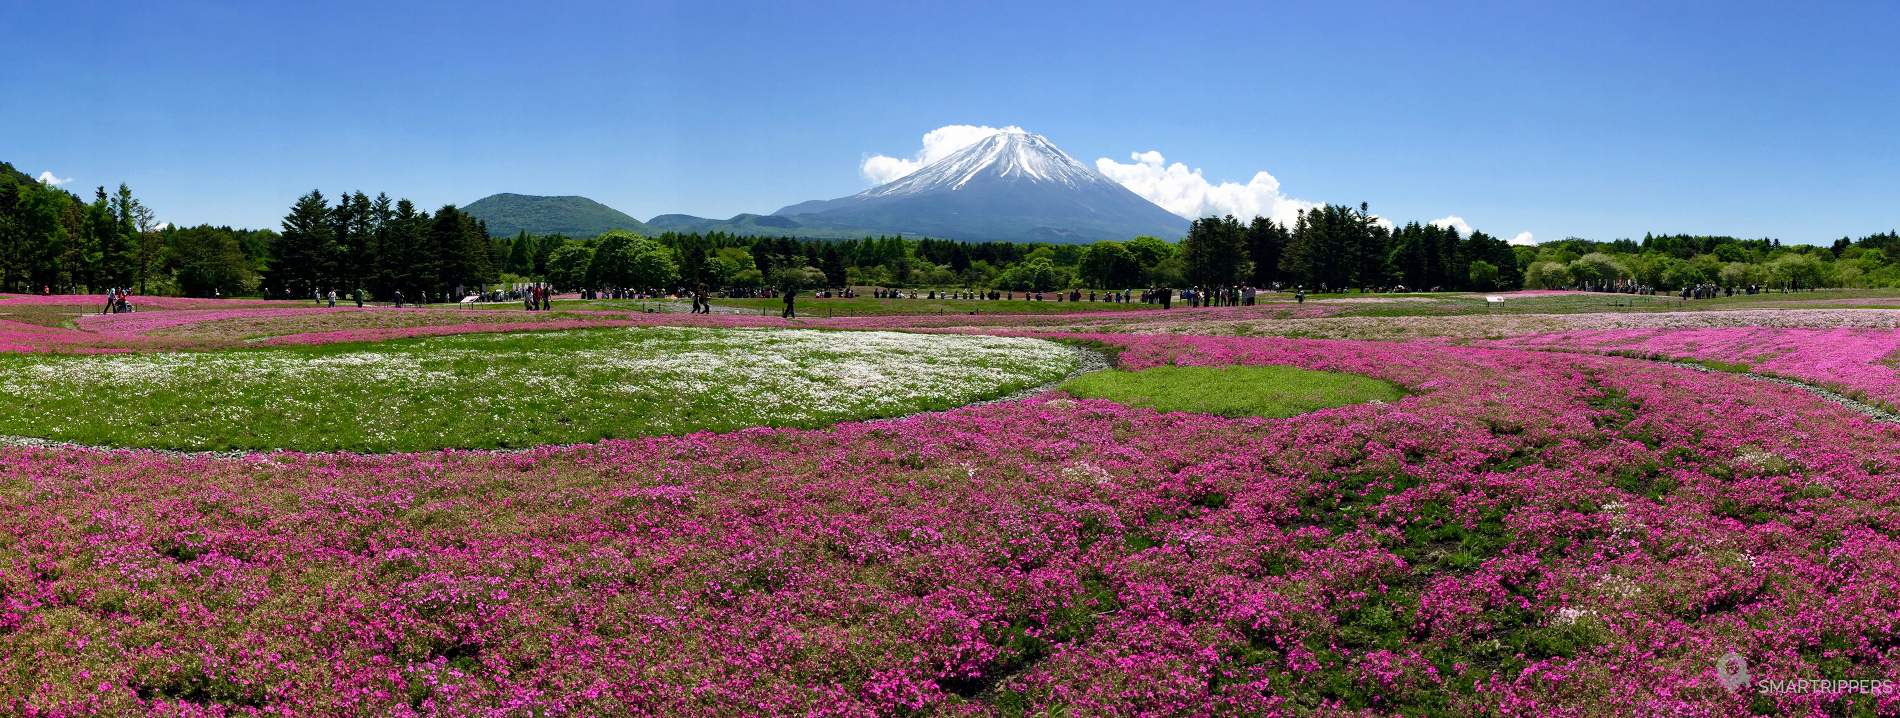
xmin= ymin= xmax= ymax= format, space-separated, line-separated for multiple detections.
xmin=5 ymin=162 xmax=1900 ymax=297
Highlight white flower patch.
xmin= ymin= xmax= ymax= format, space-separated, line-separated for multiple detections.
xmin=1062 ymin=461 xmax=1113 ymax=486
xmin=1594 ymin=574 xmax=1644 ymax=599
xmin=0 ymin=327 xmax=1079 ymax=448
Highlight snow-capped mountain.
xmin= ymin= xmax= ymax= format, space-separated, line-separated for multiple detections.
xmin=858 ymin=129 xmax=1104 ymax=196
xmin=774 ymin=129 xmax=1188 ymax=243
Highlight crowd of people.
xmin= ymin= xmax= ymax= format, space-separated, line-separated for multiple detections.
xmin=860 ymin=284 xmax=1298 ymax=310
xmin=100 ymin=287 xmax=136 ymax=314
xmin=248 ymin=283 xmax=1316 ymax=312
xmin=1681 ymin=283 xmax=1777 ymax=299
xmin=522 ymin=284 xmax=553 ymax=311
xmin=161 ymin=279 xmax=1820 ymax=315
xmin=1562 ymin=278 xmax=1798 ymax=299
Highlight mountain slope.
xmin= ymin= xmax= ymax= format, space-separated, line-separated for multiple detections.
xmin=0 ymin=162 xmax=35 ymax=187
xmin=774 ymin=129 xmax=1188 ymax=243
xmin=463 ymin=193 xmax=649 ymax=237
xmin=645 ymin=212 xmax=889 ymax=239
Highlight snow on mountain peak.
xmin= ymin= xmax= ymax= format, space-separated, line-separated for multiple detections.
xmin=858 ymin=128 xmax=1109 ymax=198
xmin=774 ymin=126 xmax=1192 ymax=242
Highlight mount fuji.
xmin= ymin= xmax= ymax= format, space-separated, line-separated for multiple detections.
xmin=770 ymin=129 xmax=1189 ymax=243
xmin=473 ymin=130 xmax=1192 ymax=243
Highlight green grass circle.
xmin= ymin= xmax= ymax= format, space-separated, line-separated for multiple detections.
xmin=0 ymin=327 xmax=1079 ymax=452
xmin=1060 ymin=364 xmax=1403 ymax=417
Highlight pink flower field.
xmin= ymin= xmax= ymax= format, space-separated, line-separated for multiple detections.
xmin=0 ymin=294 xmax=279 ymax=311
xmin=1490 ymin=327 xmax=1900 ymax=411
xmin=0 ymin=301 xmax=1897 ymax=716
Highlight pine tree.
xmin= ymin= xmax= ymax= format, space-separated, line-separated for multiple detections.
xmin=1245 ymin=217 xmax=1287 ymax=287
xmin=1181 ymin=215 xmax=1248 ymax=287
xmin=99 ymin=184 xmax=137 ymax=288
xmin=272 ymin=190 xmax=334 ymax=297
xmin=506 ymin=231 xmax=534 ymax=276
xmin=430 ymin=205 xmax=468 ymax=295
xmin=333 ymin=191 xmax=373 ymax=292
xmin=462 ymin=215 xmax=494 ymax=288
xmin=1351 ymin=203 xmax=1390 ymax=290
xmin=386 ymin=199 xmax=430 ymax=296
xmin=821 ymin=245 xmax=847 ymax=287
xmin=368 ymin=193 xmax=395 ymax=296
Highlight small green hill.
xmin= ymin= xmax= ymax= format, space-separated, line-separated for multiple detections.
xmin=645 ymin=212 xmax=883 ymax=239
xmin=463 ymin=193 xmax=649 ymax=238
xmin=0 ymin=161 xmax=35 ymax=186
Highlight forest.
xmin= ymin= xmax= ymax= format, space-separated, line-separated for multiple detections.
xmin=4 ymin=162 xmax=1898 ymax=298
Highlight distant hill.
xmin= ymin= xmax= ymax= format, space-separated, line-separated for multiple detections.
xmin=0 ymin=161 xmax=34 ymax=186
xmin=463 ymin=193 xmax=649 ymax=237
xmin=645 ymin=212 xmax=877 ymax=239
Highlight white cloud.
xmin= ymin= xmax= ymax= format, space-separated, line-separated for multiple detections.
xmin=1094 ymin=150 xmax=1318 ymax=225
xmin=1433 ymin=216 xmax=1537 ymax=245
xmin=1429 ymin=215 xmax=1474 ymax=236
xmin=861 ymin=124 xmax=1022 ymax=185
xmin=861 ymin=125 xmax=1358 ymax=227
xmin=36 ymin=171 xmax=71 ymax=186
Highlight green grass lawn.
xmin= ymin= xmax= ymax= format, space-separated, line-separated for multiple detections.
xmin=1061 ymin=364 xmax=1404 ymax=417
xmin=0 ymin=326 xmax=1077 ymax=452
xmin=449 ymin=287 xmax=1900 ymax=318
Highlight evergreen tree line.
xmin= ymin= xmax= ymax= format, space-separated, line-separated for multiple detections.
xmin=8 ymin=163 xmax=1900 ymax=297
xmin=261 ymin=189 xmax=504 ymax=299
xmin=517 ymin=206 xmax=1525 ymax=295
xmin=0 ymin=162 xmax=174 ymax=294
xmin=1172 ymin=204 xmax=1524 ymax=292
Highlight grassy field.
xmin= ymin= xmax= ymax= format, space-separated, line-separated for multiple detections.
xmin=0 ymin=326 xmax=1078 ymax=452
xmin=438 ymin=287 xmax=1900 ymax=318
xmin=1061 ymin=364 xmax=1404 ymax=417
xmin=530 ymin=295 xmax=1166 ymax=317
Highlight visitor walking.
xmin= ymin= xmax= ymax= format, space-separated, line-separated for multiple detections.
xmin=782 ymin=288 xmax=797 ymax=319
xmin=327 ymin=289 xmax=337 ymax=308
xmin=354 ymin=288 xmax=365 ymax=308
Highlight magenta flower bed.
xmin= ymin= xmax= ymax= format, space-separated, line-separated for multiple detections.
xmin=0 ymin=319 xmax=136 ymax=353
xmin=1490 ymin=327 xmax=1900 ymax=410
xmin=0 ymin=293 xmax=278 ymax=310
xmin=2 ymin=335 xmax=1896 ymax=716
xmin=75 ymin=307 xmax=382 ymax=336
xmin=257 ymin=314 xmax=793 ymax=346
xmin=6 ymin=298 xmax=1360 ymax=354
xmin=4 ymin=306 xmax=708 ymax=352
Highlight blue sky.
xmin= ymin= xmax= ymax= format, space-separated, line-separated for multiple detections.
xmin=4 ymin=0 xmax=1896 ymax=244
